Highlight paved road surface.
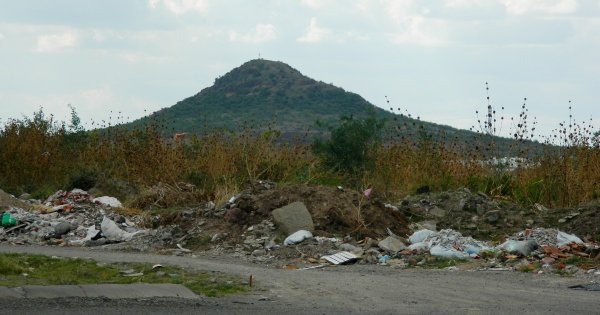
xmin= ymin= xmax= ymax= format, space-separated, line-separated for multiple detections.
xmin=0 ymin=245 xmax=597 ymax=314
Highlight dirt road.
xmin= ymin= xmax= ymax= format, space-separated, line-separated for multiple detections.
xmin=0 ymin=245 xmax=597 ymax=314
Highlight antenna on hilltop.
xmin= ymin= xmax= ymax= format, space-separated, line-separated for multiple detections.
xmin=258 ymin=52 xmax=261 ymax=59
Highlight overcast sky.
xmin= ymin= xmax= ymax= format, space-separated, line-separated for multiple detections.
xmin=0 ymin=0 xmax=598 ymax=138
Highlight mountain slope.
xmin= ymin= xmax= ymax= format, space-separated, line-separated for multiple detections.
xmin=128 ymin=59 xmax=541 ymax=155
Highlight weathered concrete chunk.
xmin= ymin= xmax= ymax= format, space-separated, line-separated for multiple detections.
xmin=271 ymin=202 xmax=314 ymax=235
xmin=378 ymin=236 xmax=407 ymax=253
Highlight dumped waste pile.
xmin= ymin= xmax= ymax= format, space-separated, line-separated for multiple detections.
xmin=1 ymin=183 xmax=599 ymax=282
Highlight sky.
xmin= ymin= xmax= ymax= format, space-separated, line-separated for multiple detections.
xmin=0 ymin=0 xmax=599 ymax=138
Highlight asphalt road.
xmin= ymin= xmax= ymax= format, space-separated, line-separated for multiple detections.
xmin=0 ymin=245 xmax=597 ymax=314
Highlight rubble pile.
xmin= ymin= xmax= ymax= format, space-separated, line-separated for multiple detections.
xmin=1 ymin=183 xmax=599 ymax=283
xmin=0 ymin=189 xmax=147 ymax=248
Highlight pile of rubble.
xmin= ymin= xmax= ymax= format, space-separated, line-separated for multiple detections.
xmin=0 ymin=188 xmax=147 ymax=248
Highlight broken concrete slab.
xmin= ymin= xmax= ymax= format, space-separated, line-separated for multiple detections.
xmin=271 ymin=201 xmax=314 ymax=235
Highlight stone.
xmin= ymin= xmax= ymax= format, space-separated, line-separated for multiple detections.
xmin=19 ymin=193 xmax=32 ymax=200
xmin=428 ymin=206 xmax=446 ymax=218
xmin=485 ymin=210 xmax=501 ymax=224
xmin=378 ymin=236 xmax=406 ymax=253
xmin=251 ymin=249 xmax=266 ymax=257
xmin=271 ymin=202 xmax=314 ymax=235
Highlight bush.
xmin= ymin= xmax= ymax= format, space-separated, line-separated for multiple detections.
xmin=312 ymin=111 xmax=384 ymax=178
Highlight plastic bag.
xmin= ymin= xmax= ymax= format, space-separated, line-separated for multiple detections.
xmin=284 ymin=230 xmax=313 ymax=246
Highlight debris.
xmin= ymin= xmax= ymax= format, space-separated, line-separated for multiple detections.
xmin=176 ymin=243 xmax=192 ymax=253
xmin=93 ymin=196 xmax=122 ymax=208
xmin=321 ymin=251 xmax=358 ymax=265
xmin=378 ymin=236 xmax=406 ymax=253
xmin=101 ymin=216 xmax=140 ymax=242
xmin=498 ymin=240 xmax=538 ymax=257
xmin=409 ymin=229 xmax=435 ymax=244
xmin=283 ymin=230 xmax=313 ymax=246
xmin=1 ymin=212 xmax=17 ymax=227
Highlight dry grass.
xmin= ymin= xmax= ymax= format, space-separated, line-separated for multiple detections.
xmin=0 ymin=109 xmax=598 ymax=209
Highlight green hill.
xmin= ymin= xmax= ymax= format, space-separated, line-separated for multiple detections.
xmin=128 ymin=59 xmax=542 ymax=155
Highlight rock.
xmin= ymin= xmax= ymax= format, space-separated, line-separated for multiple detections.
xmin=485 ymin=210 xmax=501 ymax=224
xmin=378 ymin=236 xmax=406 ymax=253
xmin=19 ymin=193 xmax=32 ymax=200
xmin=271 ymin=202 xmax=314 ymax=235
xmin=53 ymin=222 xmax=72 ymax=236
xmin=252 ymin=249 xmax=266 ymax=257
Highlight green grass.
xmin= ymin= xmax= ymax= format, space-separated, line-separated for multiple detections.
xmin=0 ymin=253 xmax=248 ymax=297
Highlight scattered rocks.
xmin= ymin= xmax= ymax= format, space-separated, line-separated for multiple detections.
xmin=377 ymin=236 xmax=406 ymax=254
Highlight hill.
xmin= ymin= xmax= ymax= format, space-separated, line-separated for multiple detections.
xmin=127 ymin=59 xmax=541 ymax=155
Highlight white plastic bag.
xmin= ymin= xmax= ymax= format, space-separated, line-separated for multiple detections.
xmin=409 ymin=229 xmax=435 ymax=244
xmin=284 ymin=230 xmax=313 ymax=246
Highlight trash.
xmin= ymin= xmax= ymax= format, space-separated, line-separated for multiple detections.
xmin=409 ymin=229 xmax=435 ymax=244
xmin=378 ymin=255 xmax=391 ymax=265
xmin=430 ymin=245 xmax=468 ymax=259
xmin=1 ymin=212 xmax=17 ymax=227
xmin=498 ymin=240 xmax=538 ymax=256
xmin=176 ymin=243 xmax=192 ymax=253
xmin=283 ymin=229 xmax=313 ymax=246
xmin=556 ymin=231 xmax=583 ymax=246
xmin=93 ymin=196 xmax=122 ymax=208
xmin=321 ymin=251 xmax=358 ymax=265
xmin=101 ymin=216 xmax=140 ymax=242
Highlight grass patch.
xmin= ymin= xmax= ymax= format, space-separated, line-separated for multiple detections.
xmin=0 ymin=253 xmax=248 ymax=297
xmin=421 ymin=256 xmax=465 ymax=269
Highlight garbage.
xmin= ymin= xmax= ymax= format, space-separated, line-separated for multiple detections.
xmin=430 ymin=245 xmax=468 ymax=259
xmin=283 ymin=229 xmax=313 ymax=246
xmin=497 ymin=240 xmax=538 ymax=256
xmin=101 ymin=216 xmax=140 ymax=242
xmin=1 ymin=212 xmax=17 ymax=227
xmin=556 ymin=231 xmax=583 ymax=246
xmin=409 ymin=229 xmax=435 ymax=244
xmin=93 ymin=196 xmax=122 ymax=208
xmin=321 ymin=251 xmax=358 ymax=265
xmin=378 ymin=255 xmax=391 ymax=264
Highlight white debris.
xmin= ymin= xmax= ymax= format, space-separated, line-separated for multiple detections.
xmin=409 ymin=229 xmax=435 ymax=244
xmin=284 ymin=229 xmax=313 ymax=246
xmin=93 ymin=196 xmax=122 ymax=208
xmin=556 ymin=230 xmax=583 ymax=246
xmin=101 ymin=216 xmax=139 ymax=242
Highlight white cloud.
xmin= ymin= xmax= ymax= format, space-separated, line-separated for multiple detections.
xmin=35 ymin=31 xmax=77 ymax=53
xmin=79 ymin=88 xmax=113 ymax=110
xmin=119 ymin=52 xmax=168 ymax=63
xmin=297 ymin=17 xmax=331 ymax=43
xmin=148 ymin=0 xmax=209 ymax=15
xmin=389 ymin=16 xmax=447 ymax=46
xmin=229 ymin=24 xmax=277 ymax=43
xmin=444 ymin=0 xmax=483 ymax=8
xmin=300 ymin=0 xmax=332 ymax=9
xmin=500 ymin=0 xmax=578 ymax=15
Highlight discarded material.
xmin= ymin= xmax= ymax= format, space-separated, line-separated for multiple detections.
xmin=284 ymin=229 xmax=313 ymax=246
xmin=321 ymin=251 xmax=358 ymax=265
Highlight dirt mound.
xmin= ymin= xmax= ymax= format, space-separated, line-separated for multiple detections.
xmin=232 ymin=183 xmax=408 ymax=239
